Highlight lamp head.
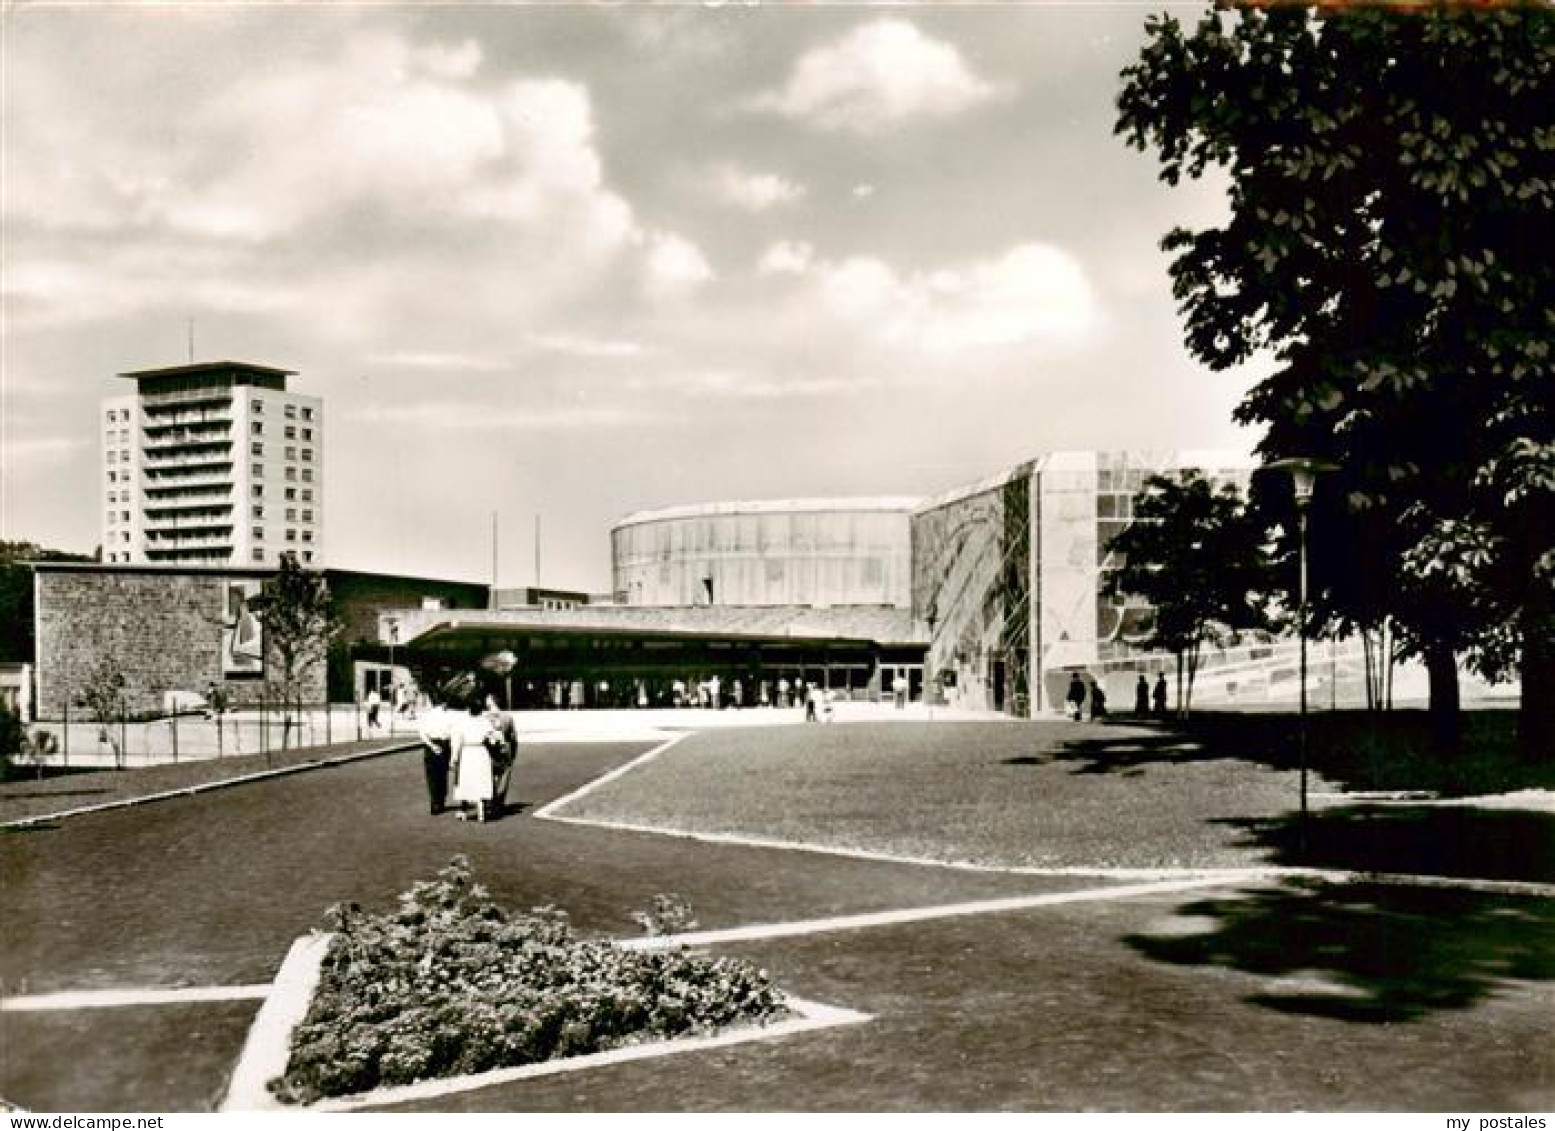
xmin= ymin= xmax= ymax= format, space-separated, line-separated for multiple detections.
xmin=1266 ymin=456 xmax=1340 ymax=507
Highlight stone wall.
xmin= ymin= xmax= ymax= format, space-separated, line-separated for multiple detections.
xmin=33 ymin=566 xmax=491 ymax=718
xmin=34 ymin=568 xmax=323 ymax=719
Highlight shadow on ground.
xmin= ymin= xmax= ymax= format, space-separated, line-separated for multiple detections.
xmin=1126 ymin=877 xmax=1555 ymax=1023
xmin=1030 ymin=726 xmax=1255 ymax=775
xmin=1043 ymin=709 xmax=1551 ymax=797
xmin=1218 ymin=804 xmax=1555 ymax=884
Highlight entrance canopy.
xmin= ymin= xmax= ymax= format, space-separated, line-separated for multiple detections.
xmin=377 ymin=605 xmax=928 ymax=708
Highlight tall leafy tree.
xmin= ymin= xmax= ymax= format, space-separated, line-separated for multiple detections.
xmin=0 ymin=541 xmax=94 ymax=661
xmin=1104 ymin=472 xmax=1272 ymax=715
xmin=1117 ymin=3 xmax=1554 ymax=753
xmin=249 ymin=552 xmax=339 ymax=752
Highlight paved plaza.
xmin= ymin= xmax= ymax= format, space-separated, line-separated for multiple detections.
xmin=2 ymin=717 xmax=1551 ymax=1111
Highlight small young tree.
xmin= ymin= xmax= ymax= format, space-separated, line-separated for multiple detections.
xmin=78 ymin=658 xmax=128 ymax=768
xmin=1104 ymin=473 xmax=1272 ymax=716
xmin=248 ymin=552 xmax=339 ymax=754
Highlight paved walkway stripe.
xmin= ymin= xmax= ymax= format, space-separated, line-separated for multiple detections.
xmin=540 ymin=808 xmax=1283 ymax=881
xmin=530 ymin=732 xmax=689 ymax=820
xmin=618 ymin=877 xmax=1242 ymax=951
xmin=311 ymin=996 xmax=874 ymax=1112
xmin=1 ymin=984 xmax=272 ymax=1012
xmin=220 ymin=932 xmax=332 ymax=1113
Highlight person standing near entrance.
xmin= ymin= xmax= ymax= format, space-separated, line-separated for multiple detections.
xmin=1065 ymin=674 xmax=1087 ymax=721
xmin=805 ymin=682 xmax=822 ymax=723
xmin=1152 ymin=673 xmax=1169 ymax=716
xmin=1135 ymin=675 xmax=1150 ymax=716
xmin=366 ymin=687 xmax=383 ymax=732
xmin=892 ymin=674 xmax=906 ymax=709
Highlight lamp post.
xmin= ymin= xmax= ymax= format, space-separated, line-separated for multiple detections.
xmin=1267 ymin=456 xmax=1338 ymax=857
xmin=487 ymin=650 xmax=518 ymax=710
xmin=924 ymin=606 xmax=938 ymax=721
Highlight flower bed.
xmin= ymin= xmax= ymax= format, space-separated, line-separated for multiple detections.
xmin=270 ymin=858 xmax=783 ymax=1104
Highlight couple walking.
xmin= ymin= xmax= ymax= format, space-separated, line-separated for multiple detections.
xmin=418 ymin=681 xmax=518 ymax=823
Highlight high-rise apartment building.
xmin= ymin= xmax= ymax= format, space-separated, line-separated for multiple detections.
xmin=101 ymin=361 xmax=323 ymax=567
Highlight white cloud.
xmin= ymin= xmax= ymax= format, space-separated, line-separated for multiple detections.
xmin=347 ymin=401 xmax=651 ymax=433
xmin=414 ymin=39 xmax=483 ymax=79
xmin=621 ymin=368 xmax=872 ymax=402
xmin=808 ymin=242 xmax=1097 ymax=353
xmin=756 ymin=19 xmax=997 ymax=131
xmin=3 ymin=28 xmax=654 ymax=340
xmin=713 ymin=166 xmax=805 ymax=211
xmin=529 ymin=333 xmax=650 ymax=359
xmin=2 ymin=436 xmax=90 ymax=466
xmin=367 ymin=351 xmax=512 ymax=372
xmin=757 ymin=240 xmax=814 ymax=276
xmin=643 ymin=231 xmax=714 ymax=298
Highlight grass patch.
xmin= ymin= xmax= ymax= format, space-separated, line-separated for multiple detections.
xmin=271 ymin=858 xmax=784 ymax=1105
xmin=556 ymin=720 xmax=1554 ymax=880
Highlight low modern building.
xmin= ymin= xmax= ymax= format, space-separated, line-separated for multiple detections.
xmin=914 ymin=450 xmax=1271 ymax=714
xmin=376 ymin=603 xmax=926 ymax=709
xmin=39 ymin=446 xmax=1330 ymax=721
xmin=610 ymin=498 xmax=918 ymax=609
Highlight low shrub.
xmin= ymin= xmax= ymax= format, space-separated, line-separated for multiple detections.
xmin=271 ymin=857 xmax=783 ymax=1104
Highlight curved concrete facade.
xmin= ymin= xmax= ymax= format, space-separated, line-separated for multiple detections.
xmin=611 ymin=497 xmax=918 ymax=608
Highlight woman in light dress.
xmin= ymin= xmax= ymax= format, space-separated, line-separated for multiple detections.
xmin=449 ymin=692 xmax=499 ymax=823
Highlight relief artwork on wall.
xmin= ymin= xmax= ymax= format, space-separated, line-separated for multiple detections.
xmin=223 ymin=579 xmax=264 ymax=678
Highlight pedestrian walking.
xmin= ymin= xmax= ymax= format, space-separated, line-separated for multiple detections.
xmin=484 ymin=693 xmax=519 ymax=819
xmin=417 ymin=691 xmax=454 ymax=816
xmin=1152 ymin=673 xmax=1169 ymax=716
xmin=1065 ymin=674 xmax=1086 ymax=721
xmin=1134 ymin=674 xmax=1150 ymax=715
xmin=450 ymin=691 xmax=499 ymax=823
xmin=366 ymin=687 xmax=382 ymax=732
xmin=1089 ymin=680 xmax=1108 ymax=720
xmin=805 ymin=682 xmax=822 ymax=723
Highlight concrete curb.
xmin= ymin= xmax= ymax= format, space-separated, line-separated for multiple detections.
xmin=312 ymin=995 xmax=873 ymax=1112
xmin=0 ymin=741 xmax=419 ymax=830
xmin=220 ymin=933 xmax=333 ymax=1113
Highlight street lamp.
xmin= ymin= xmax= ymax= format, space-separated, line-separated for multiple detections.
xmin=486 ymin=650 xmax=518 ymax=710
xmin=1266 ymin=456 xmax=1339 ymax=857
xmin=924 ymin=605 xmax=938 ymax=721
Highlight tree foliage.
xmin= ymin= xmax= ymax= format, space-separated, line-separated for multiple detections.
xmin=0 ymin=541 xmax=94 ymax=661
xmin=249 ymin=552 xmax=339 ymax=750
xmin=1104 ymin=472 xmax=1272 ymax=714
xmin=77 ymin=658 xmax=128 ymax=768
xmin=1117 ymin=3 xmax=1554 ymax=752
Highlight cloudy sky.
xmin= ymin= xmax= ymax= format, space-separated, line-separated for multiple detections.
xmin=2 ymin=2 xmax=1261 ymax=591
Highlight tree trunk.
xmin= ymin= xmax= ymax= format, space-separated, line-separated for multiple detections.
xmin=1519 ymin=599 xmax=1554 ymax=761
xmin=1175 ymin=651 xmax=1185 ymax=719
xmin=1424 ymin=642 xmax=1461 ymax=753
xmin=1362 ymin=629 xmax=1376 ymax=712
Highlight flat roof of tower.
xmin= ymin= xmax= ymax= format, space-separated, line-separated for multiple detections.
xmin=117 ymin=360 xmax=297 ymax=382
